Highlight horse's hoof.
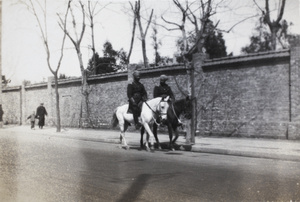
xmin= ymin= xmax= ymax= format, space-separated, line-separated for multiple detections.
xmin=158 ymin=146 xmax=162 ymax=150
xmin=125 ymin=146 xmax=130 ymax=150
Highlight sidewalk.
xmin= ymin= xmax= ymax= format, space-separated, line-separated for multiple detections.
xmin=2 ymin=125 xmax=300 ymax=162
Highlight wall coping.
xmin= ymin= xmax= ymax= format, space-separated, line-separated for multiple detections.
xmin=2 ymin=86 xmax=21 ymax=92
xmin=203 ymin=49 xmax=290 ymax=67
xmin=2 ymin=50 xmax=291 ymax=91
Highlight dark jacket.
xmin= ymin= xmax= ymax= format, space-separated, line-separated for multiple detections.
xmin=36 ymin=106 xmax=48 ymax=118
xmin=127 ymin=80 xmax=148 ymax=104
xmin=153 ymin=83 xmax=174 ymax=100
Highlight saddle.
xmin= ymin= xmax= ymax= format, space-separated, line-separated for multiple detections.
xmin=127 ymin=101 xmax=143 ymax=114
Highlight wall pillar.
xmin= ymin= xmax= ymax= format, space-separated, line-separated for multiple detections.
xmin=21 ymin=82 xmax=26 ymax=125
xmin=288 ymin=36 xmax=300 ymax=139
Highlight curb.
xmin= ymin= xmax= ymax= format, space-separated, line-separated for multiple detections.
xmin=57 ymin=135 xmax=300 ymax=162
xmin=3 ymin=127 xmax=300 ymax=162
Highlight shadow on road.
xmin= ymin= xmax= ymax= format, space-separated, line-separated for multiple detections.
xmin=116 ymin=173 xmax=151 ymax=202
xmin=0 ymin=137 xmax=19 ymax=201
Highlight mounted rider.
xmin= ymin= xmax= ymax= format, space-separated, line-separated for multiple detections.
xmin=153 ymin=74 xmax=179 ymax=125
xmin=153 ymin=75 xmax=175 ymax=101
xmin=127 ymin=70 xmax=148 ymax=129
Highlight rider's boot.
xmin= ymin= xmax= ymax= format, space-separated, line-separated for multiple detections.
xmin=133 ymin=114 xmax=141 ymax=130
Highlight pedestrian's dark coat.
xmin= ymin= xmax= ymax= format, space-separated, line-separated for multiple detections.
xmin=36 ymin=105 xmax=48 ymax=127
xmin=36 ymin=105 xmax=48 ymax=118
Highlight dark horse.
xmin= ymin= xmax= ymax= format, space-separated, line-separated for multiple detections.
xmin=140 ymin=96 xmax=193 ymax=150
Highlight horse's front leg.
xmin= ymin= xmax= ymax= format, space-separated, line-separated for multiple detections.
xmin=143 ymin=123 xmax=154 ymax=151
xmin=153 ymin=123 xmax=161 ymax=150
xmin=119 ymin=123 xmax=129 ymax=150
xmin=172 ymin=125 xmax=179 ymax=144
xmin=167 ymin=123 xmax=174 ymax=150
xmin=140 ymin=126 xmax=145 ymax=149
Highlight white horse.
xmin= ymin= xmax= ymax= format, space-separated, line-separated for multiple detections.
xmin=111 ymin=96 xmax=170 ymax=151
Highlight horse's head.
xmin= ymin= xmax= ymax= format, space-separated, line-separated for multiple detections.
xmin=157 ymin=96 xmax=170 ymax=121
xmin=182 ymin=96 xmax=193 ymax=119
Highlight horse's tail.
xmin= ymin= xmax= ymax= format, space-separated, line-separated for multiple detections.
xmin=111 ymin=108 xmax=119 ymax=128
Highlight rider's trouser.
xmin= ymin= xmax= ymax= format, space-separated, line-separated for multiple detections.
xmin=129 ymin=101 xmax=141 ymax=125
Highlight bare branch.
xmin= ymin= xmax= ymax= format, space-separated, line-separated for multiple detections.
xmin=161 ymin=16 xmax=181 ymax=28
xmin=144 ymin=9 xmax=153 ymax=36
xmin=218 ymin=14 xmax=259 ymax=33
xmin=276 ymin=0 xmax=286 ymax=23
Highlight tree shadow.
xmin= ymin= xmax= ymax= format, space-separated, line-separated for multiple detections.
xmin=0 ymin=137 xmax=19 ymax=201
xmin=116 ymin=173 xmax=151 ymax=202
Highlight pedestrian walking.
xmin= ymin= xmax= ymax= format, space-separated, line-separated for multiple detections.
xmin=36 ymin=103 xmax=48 ymax=129
xmin=27 ymin=111 xmax=38 ymax=129
xmin=0 ymin=104 xmax=4 ymax=128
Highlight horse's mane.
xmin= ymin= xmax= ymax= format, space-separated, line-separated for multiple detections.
xmin=174 ymin=98 xmax=186 ymax=108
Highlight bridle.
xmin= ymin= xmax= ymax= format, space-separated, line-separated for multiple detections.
xmin=144 ymin=99 xmax=169 ymax=125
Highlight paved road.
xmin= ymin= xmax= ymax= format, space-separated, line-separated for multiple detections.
xmin=1 ymin=130 xmax=300 ymax=201
xmin=3 ymin=125 xmax=300 ymax=162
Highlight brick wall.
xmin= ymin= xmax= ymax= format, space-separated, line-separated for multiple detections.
xmin=2 ymin=37 xmax=300 ymax=139
xmin=2 ymin=86 xmax=21 ymax=124
xmin=195 ymin=51 xmax=290 ymax=138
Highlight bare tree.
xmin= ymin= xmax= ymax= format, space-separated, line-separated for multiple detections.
xmin=161 ymin=0 xmax=216 ymax=143
xmin=23 ymin=0 xmax=70 ymax=132
xmin=260 ymin=0 xmax=286 ymax=50
xmin=58 ymin=0 xmax=90 ymax=128
xmin=130 ymin=0 xmax=153 ymax=68
xmin=127 ymin=2 xmax=138 ymax=65
xmin=162 ymin=0 xmax=189 ymax=57
xmin=86 ymin=0 xmax=110 ymax=73
xmin=151 ymin=16 xmax=162 ymax=66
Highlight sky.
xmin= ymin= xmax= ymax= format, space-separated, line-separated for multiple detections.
xmin=2 ymin=0 xmax=300 ymax=85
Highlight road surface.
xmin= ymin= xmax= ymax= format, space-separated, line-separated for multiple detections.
xmin=0 ymin=130 xmax=299 ymax=201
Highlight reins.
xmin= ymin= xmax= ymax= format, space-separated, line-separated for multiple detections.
xmin=171 ymin=102 xmax=183 ymax=126
xmin=171 ymin=103 xmax=180 ymax=120
xmin=144 ymin=99 xmax=168 ymax=125
xmin=144 ymin=100 xmax=168 ymax=115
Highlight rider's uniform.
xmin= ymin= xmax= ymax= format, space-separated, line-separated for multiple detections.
xmin=127 ymin=80 xmax=147 ymax=126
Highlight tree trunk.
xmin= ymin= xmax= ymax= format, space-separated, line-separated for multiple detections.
xmin=54 ymin=75 xmax=61 ymax=132
xmin=141 ymin=37 xmax=148 ymax=68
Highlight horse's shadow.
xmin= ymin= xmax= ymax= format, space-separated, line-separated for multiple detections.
xmin=120 ymin=142 xmax=191 ymax=152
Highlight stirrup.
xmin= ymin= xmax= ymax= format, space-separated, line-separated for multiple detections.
xmin=135 ymin=123 xmax=142 ymax=130
xmin=177 ymin=120 xmax=183 ymax=127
